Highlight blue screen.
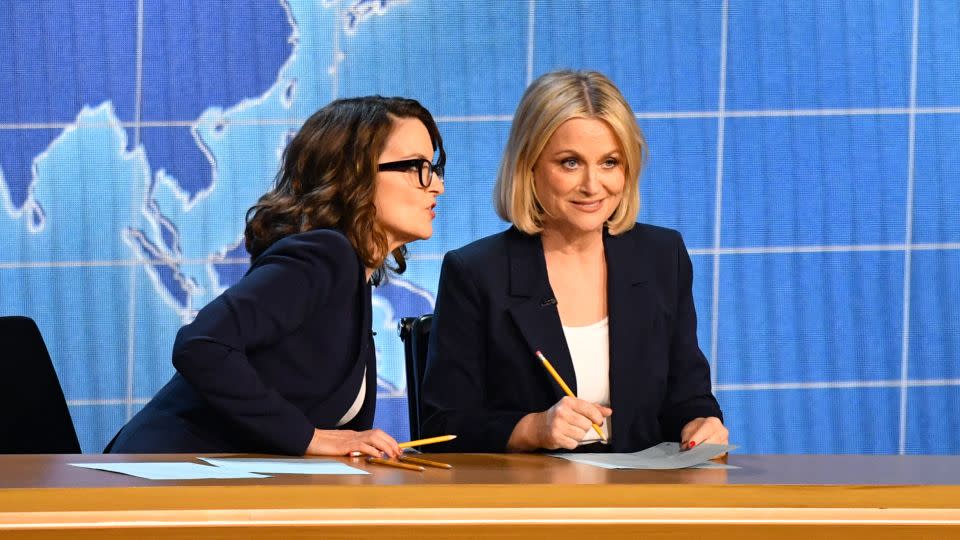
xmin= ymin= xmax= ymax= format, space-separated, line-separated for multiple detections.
xmin=1 ymin=0 xmax=957 ymax=454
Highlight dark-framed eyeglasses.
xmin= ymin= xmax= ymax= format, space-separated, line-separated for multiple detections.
xmin=377 ymin=158 xmax=444 ymax=188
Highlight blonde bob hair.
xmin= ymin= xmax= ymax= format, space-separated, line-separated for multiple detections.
xmin=494 ymin=70 xmax=647 ymax=235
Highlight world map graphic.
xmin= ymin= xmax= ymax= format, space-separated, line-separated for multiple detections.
xmin=0 ymin=0 xmax=432 ymax=449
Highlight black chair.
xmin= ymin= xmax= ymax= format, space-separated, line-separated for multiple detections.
xmin=0 ymin=316 xmax=81 ymax=453
xmin=398 ymin=314 xmax=432 ymax=441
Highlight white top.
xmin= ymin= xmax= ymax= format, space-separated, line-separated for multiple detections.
xmin=561 ymin=317 xmax=611 ymax=444
xmin=336 ymin=367 xmax=366 ymax=427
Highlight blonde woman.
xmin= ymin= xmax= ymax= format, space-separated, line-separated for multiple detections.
xmin=421 ymin=70 xmax=726 ymax=453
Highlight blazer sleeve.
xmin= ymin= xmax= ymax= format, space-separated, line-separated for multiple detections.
xmin=171 ymin=231 xmax=351 ymax=455
xmin=658 ymin=232 xmax=723 ymax=440
xmin=421 ymin=250 xmax=528 ymax=452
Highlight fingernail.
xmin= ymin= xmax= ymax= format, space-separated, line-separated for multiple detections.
xmin=688 ymin=441 xmax=696 ymax=449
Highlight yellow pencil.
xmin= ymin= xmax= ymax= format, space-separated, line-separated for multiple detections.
xmin=399 ymin=455 xmax=453 ymax=469
xmin=366 ymin=457 xmax=425 ymax=472
xmin=398 ymin=434 xmax=457 ymax=449
xmin=535 ymin=350 xmax=607 ymax=442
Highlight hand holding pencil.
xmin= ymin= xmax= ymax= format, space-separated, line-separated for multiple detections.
xmin=360 ymin=435 xmax=457 ymax=472
xmin=535 ymin=351 xmax=611 ymax=447
xmin=306 ymin=427 xmax=403 ymax=458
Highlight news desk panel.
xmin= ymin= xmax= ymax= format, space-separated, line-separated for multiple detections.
xmin=2 ymin=453 xmax=960 ymax=538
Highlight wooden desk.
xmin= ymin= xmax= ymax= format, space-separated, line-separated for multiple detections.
xmin=1 ymin=453 xmax=959 ymax=538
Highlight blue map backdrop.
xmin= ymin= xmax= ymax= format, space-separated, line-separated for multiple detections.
xmin=1 ymin=0 xmax=957 ymax=454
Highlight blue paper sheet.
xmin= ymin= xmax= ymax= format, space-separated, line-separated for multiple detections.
xmin=550 ymin=442 xmax=736 ymax=470
xmin=69 ymin=462 xmax=269 ymax=480
xmin=199 ymin=457 xmax=369 ymax=475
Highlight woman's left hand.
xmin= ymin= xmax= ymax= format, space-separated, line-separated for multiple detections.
xmin=680 ymin=416 xmax=727 ymax=450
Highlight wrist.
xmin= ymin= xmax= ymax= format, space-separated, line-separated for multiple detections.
xmin=305 ymin=428 xmax=327 ymax=455
xmin=506 ymin=412 xmax=541 ymax=452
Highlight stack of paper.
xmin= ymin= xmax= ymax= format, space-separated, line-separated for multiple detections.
xmin=69 ymin=457 xmax=368 ymax=480
xmin=550 ymin=442 xmax=737 ymax=469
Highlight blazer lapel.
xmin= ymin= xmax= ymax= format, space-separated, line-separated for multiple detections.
xmin=311 ymin=268 xmax=375 ymax=429
xmin=605 ymin=229 xmax=655 ymax=451
xmin=504 ymin=228 xmax=577 ymax=401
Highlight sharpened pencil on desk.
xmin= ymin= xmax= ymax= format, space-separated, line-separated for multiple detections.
xmin=366 ymin=457 xmax=425 ymax=472
xmin=399 ymin=455 xmax=453 ymax=469
xmin=535 ymin=350 xmax=607 ymax=442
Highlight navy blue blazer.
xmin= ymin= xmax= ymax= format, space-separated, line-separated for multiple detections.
xmin=107 ymin=229 xmax=377 ymax=455
xmin=421 ymin=224 xmax=722 ymax=453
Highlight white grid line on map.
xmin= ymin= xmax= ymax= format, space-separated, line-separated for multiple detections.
xmin=688 ymin=242 xmax=960 ymax=256
xmin=133 ymin=0 xmax=144 ymax=148
xmin=3 ymin=243 xmax=959 ymax=270
xmin=416 ymin=241 xmax=960 ymax=261
xmin=437 ymin=114 xmax=515 ymax=123
xmin=525 ymin=0 xmax=536 ymax=87
xmin=899 ymin=0 xmax=921 ymax=456
xmin=125 ymin=0 xmax=146 ymax=422
xmin=0 ymin=257 xmax=250 ymax=269
xmin=715 ymin=378 xmax=960 ymax=393
xmin=331 ymin=1 xmax=341 ymax=100
xmin=4 ymin=106 xmax=960 ymax=131
xmin=709 ymin=0 xmax=729 ymax=388
xmin=64 ymin=377 xmax=960 ymax=407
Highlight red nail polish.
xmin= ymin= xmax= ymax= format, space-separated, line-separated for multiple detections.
xmin=688 ymin=441 xmax=696 ymax=449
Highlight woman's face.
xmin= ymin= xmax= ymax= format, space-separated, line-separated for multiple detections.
xmin=374 ymin=116 xmax=444 ymax=251
xmin=532 ymin=117 xmax=625 ymax=237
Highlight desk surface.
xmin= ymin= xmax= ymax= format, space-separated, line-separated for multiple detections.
xmin=3 ymin=453 xmax=960 ymax=539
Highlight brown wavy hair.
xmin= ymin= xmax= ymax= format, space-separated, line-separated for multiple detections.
xmin=245 ymin=96 xmax=445 ymax=284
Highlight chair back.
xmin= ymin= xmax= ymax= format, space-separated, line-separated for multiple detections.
xmin=0 ymin=316 xmax=81 ymax=453
xmin=398 ymin=314 xmax=432 ymax=441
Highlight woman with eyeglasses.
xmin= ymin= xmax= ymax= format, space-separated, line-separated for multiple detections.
xmin=107 ymin=96 xmax=445 ymax=456
xmin=421 ymin=70 xmax=726 ymax=454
